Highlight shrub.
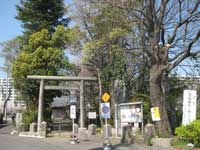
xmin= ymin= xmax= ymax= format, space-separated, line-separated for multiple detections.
xmin=175 ymin=120 xmax=200 ymax=147
xmin=22 ymin=108 xmax=37 ymax=131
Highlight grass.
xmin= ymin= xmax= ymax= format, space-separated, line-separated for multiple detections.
xmin=171 ymin=138 xmax=188 ymax=147
xmin=96 ymin=127 xmax=102 ymax=133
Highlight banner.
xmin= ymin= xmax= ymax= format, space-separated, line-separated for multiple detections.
xmin=151 ymin=107 xmax=161 ymax=121
xmin=182 ymin=90 xmax=197 ymax=125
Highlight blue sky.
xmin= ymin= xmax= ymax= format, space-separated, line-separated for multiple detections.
xmin=0 ymin=0 xmax=21 ymax=77
xmin=0 ymin=0 xmax=195 ymax=78
xmin=0 ymin=0 xmax=22 ymax=42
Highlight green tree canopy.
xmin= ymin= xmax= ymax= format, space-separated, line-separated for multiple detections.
xmin=16 ymin=0 xmax=70 ymax=34
xmin=12 ymin=26 xmax=76 ymax=102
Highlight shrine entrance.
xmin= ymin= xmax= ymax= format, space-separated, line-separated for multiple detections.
xmin=27 ymin=75 xmax=97 ymax=132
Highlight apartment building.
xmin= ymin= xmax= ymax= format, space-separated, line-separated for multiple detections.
xmin=0 ymin=78 xmax=17 ymax=114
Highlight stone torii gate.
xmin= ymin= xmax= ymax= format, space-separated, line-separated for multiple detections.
xmin=27 ymin=75 xmax=97 ymax=132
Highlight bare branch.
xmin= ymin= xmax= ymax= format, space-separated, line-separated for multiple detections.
xmin=168 ymin=1 xmax=200 ymax=44
xmin=169 ymin=29 xmax=200 ymax=71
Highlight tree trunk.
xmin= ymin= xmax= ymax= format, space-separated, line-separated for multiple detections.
xmin=0 ymin=88 xmax=11 ymax=123
xmin=97 ymin=69 xmax=104 ymax=127
xmin=110 ymin=80 xmax=115 ymax=118
xmin=149 ymin=65 xmax=172 ymax=137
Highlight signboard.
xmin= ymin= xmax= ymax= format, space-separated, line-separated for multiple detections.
xmin=182 ymin=90 xmax=197 ymax=125
xmin=70 ymin=95 xmax=77 ymax=104
xmin=101 ymin=103 xmax=111 ymax=119
xmin=88 ymin=112 xmax=97 ymax=119
xmin=120 ymin=104 xmax=143 ymax=123
xmin=70 ymin=105 xmax=76 ymax=119
xmin=151 ymin=107 xmax=161 ymax=121
xmin=102 ymin=93 xmax=110 ymax=102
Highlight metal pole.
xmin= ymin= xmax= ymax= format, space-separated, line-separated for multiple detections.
xmin=72 ymin=119 xmax=75 ymax=137
xmin=105 ymin=118 xmax=108 ymax=138
xmin=141 ymin=103 xmax=144 ymax=135
xmin=37 ymin=79 xmax=44 ymax=132
xmin=80 ymin=80 xmax=85 ymax=128
xmin=59 ymin=124 xmax=61 ymax=136
xmin=115 ymin=104 xmax=118 ymax=137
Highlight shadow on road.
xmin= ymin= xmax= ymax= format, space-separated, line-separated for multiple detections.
xmin=89 ymin=143 xmax=130 ymax=150
xmin=0 ymin=124 xmax=14 ymax=135
xmin=0 ymin=124 xmax=8 ymax=129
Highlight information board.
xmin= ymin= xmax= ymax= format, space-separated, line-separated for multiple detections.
xmin=119 ymin=104 xmax=143 ymax=123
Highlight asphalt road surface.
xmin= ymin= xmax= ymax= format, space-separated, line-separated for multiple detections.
xmin=0 ymin=134 xmax=105 ymax=150
xmin=0 ymin=124 xmax=104 ymax=150
xmin=1 ymin=124 xmax=170 ymax=150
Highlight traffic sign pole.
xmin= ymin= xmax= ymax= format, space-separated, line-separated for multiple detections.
xmin=101 ymin=93 xmax=112 ymax=150
xmin=70 ymin=105 xmax=77 ymax=144
xmin=72 ymin=118 xmax=74 ymax=138
xmin=105 ymin=118 xmax=108 ymax=138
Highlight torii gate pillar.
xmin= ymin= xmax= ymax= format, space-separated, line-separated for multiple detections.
xmin=80 ymin=80 xmax=85 ymax=128
xmin=37 ymin=79 xmax=44 ymax=132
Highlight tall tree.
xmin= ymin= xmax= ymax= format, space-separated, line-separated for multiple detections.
xmin=74 ymin=0 xmax=200 ymax=137
xmin=11 ymin=26 xmax=77 ymax=111
xmin=90 ymin=0 xmax=200 ymax=137
xmin=16 ymin=0 xmax=70 ymax=34
xmin=74 ymin=0 xmax=149 ymax=117
xmin=74 ymin=1 xmax=130 ymax=116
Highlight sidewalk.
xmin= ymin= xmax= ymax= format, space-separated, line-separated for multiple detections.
xmin=46 ymin=131 xmax=173 ymax=150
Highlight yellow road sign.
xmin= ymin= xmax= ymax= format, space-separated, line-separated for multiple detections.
xmin=102 ymin=92 xmax=110 ymax=102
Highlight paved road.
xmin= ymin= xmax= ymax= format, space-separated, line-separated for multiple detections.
xmin=0 ymin=134 xmax=104 ymax=150
xmin=0 ymin=125 xmax=173 ymax=150
xmin=0 ymin=124 xmax=104 ymax=150
xmin=0 ymin=132 xmax=107 ymax=150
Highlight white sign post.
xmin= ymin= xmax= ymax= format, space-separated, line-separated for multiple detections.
xmin=70 ymin=105 xmax=76 ymax=141
xmin=182 ymin=90 xmax=197 ymax=125
xmin=101 ymin=93 xmax=111 ymax=140
xmin=101 ymin=102 xmax=111 ymax=138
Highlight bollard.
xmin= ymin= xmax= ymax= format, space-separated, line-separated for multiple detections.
xmin=39 ymin=121 xmax=47 ymax=138
xmin=88 ymin=124 xmax=97 ymax=137
xmin=103 ymin=124 xmax=112 ymax=138
xmin=121 ymin=125 xmax=134 ymax=144
xmin=29 ymin=122 xmax=37 ymax=133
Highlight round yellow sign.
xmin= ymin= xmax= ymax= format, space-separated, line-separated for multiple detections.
xmin=102 ymin=92 xmax=110 ymax=102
